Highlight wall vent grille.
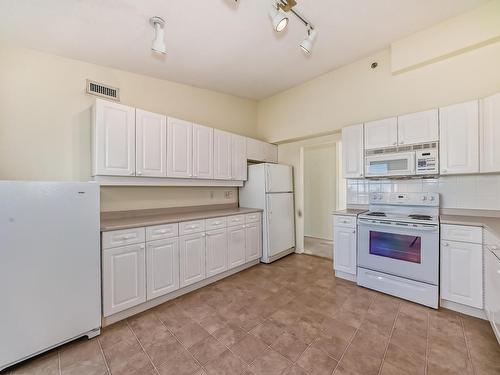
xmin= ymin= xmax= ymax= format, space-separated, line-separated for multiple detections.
xmin=365 ymin=142 xmax=438 ymax=156
xmin=86 ymin=80 xmax=120 ymax=101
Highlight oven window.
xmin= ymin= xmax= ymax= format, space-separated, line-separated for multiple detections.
xmin=369 ymin=231 xmax=421 ymax=263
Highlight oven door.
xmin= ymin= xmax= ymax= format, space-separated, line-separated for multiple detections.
xmin=357 ymin=219 xmax=439 ymax=285
xmin=365 ymin=152 xmax=416 ymax=177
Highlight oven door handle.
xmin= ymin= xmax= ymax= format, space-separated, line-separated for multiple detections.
xmin=358 ymin=220 xmax=438 ymax=232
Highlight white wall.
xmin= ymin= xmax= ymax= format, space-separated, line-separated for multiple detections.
xmin=346 ymin=176 xmax=500 ymax=211
xmin=304 ymin=144 xmax=336 ymax=240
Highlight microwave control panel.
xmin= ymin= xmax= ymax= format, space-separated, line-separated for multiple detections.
xmin=415 ymin=149 xmax=438 ymax=175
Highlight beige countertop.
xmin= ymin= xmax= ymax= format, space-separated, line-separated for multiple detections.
xmin=101 ymin=205 xmax=263 ymax=232
xmin=440 ymin=214 xmax=500 ymax=239
xmin=332 ymin=209 xmax=367 ymax=216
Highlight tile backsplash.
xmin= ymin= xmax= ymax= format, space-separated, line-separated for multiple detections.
xmin=347 ymin=175 xmax=500 ymax=210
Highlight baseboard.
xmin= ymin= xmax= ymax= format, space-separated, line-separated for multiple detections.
xmin=335 ymin=270 xmax=357 ymax=282
xmin=440 ymin=299 xmax=487 ymax=320
xmin=102 ymin=259 xmax=260 ymax=327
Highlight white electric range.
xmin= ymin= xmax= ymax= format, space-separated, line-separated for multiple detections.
xmin=357 ymin=192 xmax=440 ymax=308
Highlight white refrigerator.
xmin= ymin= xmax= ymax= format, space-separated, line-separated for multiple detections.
xmin=0 ymin=182 xmax=101 ymax=371
xmin=239 ymin=164 xmax=295 ymax=263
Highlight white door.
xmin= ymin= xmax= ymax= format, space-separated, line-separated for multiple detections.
xmin=136 ymin=109 xmax=167 ymax=177
xmin=245 ymin=222 xmax=262 ymax=262
xmin=214 ymin=130 xmax=232 ymax=179
xmin=93 ymin=99 xmax=136 ymax=176
xmin=333 ymin=227 xmax=356 ymax=275
xmin=167 ymin=117 xmax=193 ymax=178
xmin=480 ymin=92 xmax=500 ymax=173
xmin=441 ymin=240 xmax=483 ymax=309
xmin=227 ymin=225 xmax=246 ymax=269
xmin=266 ymin=193 xmax=295 ymax=256
xmin=397 ymin=109 xmax=438 ymax=145
xmin=364 ymin=117 xmax=398 ymax=149
xmin=265 ymin=164 xmax=293 ymax=193
xmin=193 ymin=124 xmax=213 ymax=179
xmin=439 ymin=100 xmax=479 ymax=175
xmin=231 ymin=134 xmax=247 ymax=181
xmin=342 ymin=124 xmax=364 ymax=178
xmin=146 ymin=238 xmax=179 ymax=300
xmin=102 ymin=243 xmax=146 ymax=317
xmin=179 ymin=233 xmax=206 ymax=287
xmin=206 ymin=228 xmax=228 ymax=277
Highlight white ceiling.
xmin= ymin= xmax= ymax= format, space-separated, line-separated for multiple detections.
xmin=0 ymin=0 xmax=488 ymax=100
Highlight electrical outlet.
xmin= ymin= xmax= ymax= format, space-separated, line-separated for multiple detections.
xmin=224 ymin=191 xmax=233 ymax=199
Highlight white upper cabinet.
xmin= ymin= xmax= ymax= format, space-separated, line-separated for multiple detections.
xmin=247 ymin=138 xmax=278 ymax=163
xmin=192 ymin=124 xmax=214 ymax=179
xmin=92 ymin=99 xmax=136 ymax=176
xmin=167 ymin=117 xmax=193 ymax=178
xmin=397 ymin=109 xmax=438 ymax=145
xmin=214 ymin=130 xmax=232 ymax=180
xmin=364 ymin=117 xmax=398 ymax=149
xmin=231 ymin=134 xmax=247 ymax=181
xmin=439 ymin=100 xmax=479 ymax=175
xmin=480 ymin=92 xmax=500 ymax=173
xmin=135 ymin=109 xmax=167 ymax=177
xmin=342 ymin=124 xmax=364 ymax=179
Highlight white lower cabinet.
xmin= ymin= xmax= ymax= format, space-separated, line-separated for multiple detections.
xmin=441 ymin=239 xmax=483 ymax=309
xmin=179 ymin=233 xmax=206 ymax=287
xmin=245 ymin=222 xmax=262 ymax=261
xmin=228 ymin=224 xmax=246 ymax=269
xmin=333 ymin=226 xmax=357 ymax=275
xmin=146 ymin=238 xmax=179 ymax=300
xmin=206 ymin=228 xmax=228 ymax=277
xmin=102 ymin=243 xmax=146 ymax=317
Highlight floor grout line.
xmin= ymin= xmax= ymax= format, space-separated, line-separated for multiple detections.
xmin=57 ymin=350 xmax=61 ymax=375
xmin=96 ymin=335 xmax=112 ymax=375
xmin=125 ymin=319 xmax=161 ymax=375
xmin=376 ymin=300 xmax=402 ymax=375
xmin=424 ymin=310 xmax=430 ymax=375
xmin=460 ymin=315 xmax=476 ymax=375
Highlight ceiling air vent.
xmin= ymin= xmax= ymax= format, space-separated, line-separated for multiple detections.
xmin=86 ymin=79 xmax=120 ymax=101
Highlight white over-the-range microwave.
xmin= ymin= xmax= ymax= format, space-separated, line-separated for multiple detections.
xmin=364 ymin=142 xmax=438 ymax=178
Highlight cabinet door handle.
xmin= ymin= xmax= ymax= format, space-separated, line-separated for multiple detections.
xmin=129 ymin=171 xmax=135 ymax=176
xmin=137 ymin=171 xmax=142 ymax=175
xmin=442 ymin=169 xmax=447 ymax=173
xmin=443 ymin=242 xmax=449 ymax=247
xmin=352 ymin=230 xmax=356 ymax=234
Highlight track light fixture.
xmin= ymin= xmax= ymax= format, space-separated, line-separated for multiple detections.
xmin=300 ymin=27 xmax=317 ymax=55
xmin=269 ymin=3 xmax=289 ymax=32
xmin=149 ymin=16 xmax=166 ymax=54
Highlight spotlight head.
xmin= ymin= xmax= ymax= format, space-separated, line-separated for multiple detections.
xmin=300 ymin=28 xmax=317 ymax=55
xmin=150 ymin=16 xmax=166 ymax=54
xmin=269 ymin=4 xmax=289 ymax=32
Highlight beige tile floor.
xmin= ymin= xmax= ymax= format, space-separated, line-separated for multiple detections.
xmin=4 ymin=254 xmax=500 ymax=375
xmin=304 ymin=237 xmax=333 ymax=259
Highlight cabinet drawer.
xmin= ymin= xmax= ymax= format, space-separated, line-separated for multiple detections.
xmin=179 ymin=220 xmax=205 ymax=235
xmin=146 ymin=223 xmax=179 ymax=242
xmin=441 ymin=224 xmax=482 ymax=244
xmin=333 ymin=215 xmax=356 ymax=228
xmin=228 ymin=215 xmax=245 ymax=227
xmin=102 ymin=227 xmax=145 ymax=249
xmin=245 ymin=212 xmax=261 ymax=223
xmin=205 ymin=217 xmax=227 ymax=231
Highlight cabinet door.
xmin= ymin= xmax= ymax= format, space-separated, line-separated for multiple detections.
xmin=342 ymin=124 xmax=364 ymax=178
xmin=245 ymin=222 xmax=262 ymax=262
xmin=206 ymin=229 xmax=228 ymax=277
xmin=102 ymin=243 xmax=146 ymax=317
xmin=264 ymin=143 xmax=278 ymax=163
xmin=146 ymin=238 xmax=179 ymax=300
xmin=439 ymin=100 xmax=479 ymax=175
xmin=213 ymin=130 xmax=232 ymax=180
xmin=364 ymin=117 xmax=398 ymax=149
xmin=93 ymin=99 xmax=136 ymax=176
xmin=231 ymin=134 xmax=247 ymax=181
xmin=397 ymin=109 xmax=438 ymax=145
xmin=193 ymin=124 xmax=213 ymax=179
xmin=136 ymin=109 xmax=167 ymax=177
xmin=480 ymin=93 xmax=500 ymax=173
xmin=179 ymin=233 xmax=206 ymax=287
xmin=333 ymin=227 xmax=356 ymax=275
xmin=167 ymin=117 xmax=193 ymax=178
xmin=227 ymin=225 xmax=246 ymax=269
xmin=441 ymin=240 xmax=483 ymax=309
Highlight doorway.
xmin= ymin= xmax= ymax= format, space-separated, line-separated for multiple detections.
xmin=303 ymin=143 xmax=337 ymax=259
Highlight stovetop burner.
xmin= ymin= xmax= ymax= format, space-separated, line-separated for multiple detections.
xmin=408 ymin=214 xmax=432 ymax=221
xmin=366 ymin=212 xmax=386 ymax=217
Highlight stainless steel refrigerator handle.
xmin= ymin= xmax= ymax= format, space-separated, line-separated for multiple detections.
xmin=358 ymin=220 xmax=438 ymax=231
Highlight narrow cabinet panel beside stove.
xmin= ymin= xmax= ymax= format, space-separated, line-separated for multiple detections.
xmin=356 ymin=192 xmax=440 ymax=308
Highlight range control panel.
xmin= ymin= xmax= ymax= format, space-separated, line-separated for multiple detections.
xmin=370 ymin=192 xmax=440 ymax=206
